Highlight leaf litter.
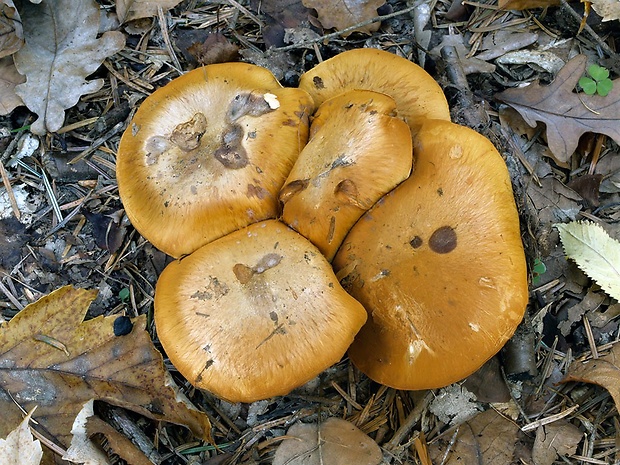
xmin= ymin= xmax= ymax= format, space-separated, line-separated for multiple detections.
xmin=13 ymin=0 xmax=125 ymax=135
xmin=0 ymin=286 xmax=211 ymax=461
xmin=0 ymin=0 xmax=619 ymax=464
xmin=497 ymin=54 xmax=620 ymax=163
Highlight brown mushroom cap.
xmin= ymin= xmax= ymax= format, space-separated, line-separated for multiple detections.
xmin=154 ymin=219 xmax=367 ymax=403
xmin=333 ymin=119 xmax=528 ymax=390
xmin=298 ymin=49 xmax=450 ymax=136
xmin=116 ymin=63 xmax=314 ymax=258
xmin=280 ymin=89 xmax=412 ymax=261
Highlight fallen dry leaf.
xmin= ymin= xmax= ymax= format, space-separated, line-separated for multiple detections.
xmin=0 ymin=286 xmax=212 ymax=457
xmin=589 ymin=0 xmax=620 ymax=21
xmin=249 ymin=0 xmax=311 ymax=48
xmin=62 ymin=400 xmax=111 ymax=465
xmin=428 ymin=409 xmax=522 ymax=465
xmin=116 ymin=0 xmax=184 ymax=23
xmin=532 ymin=420 xmax=582 ymax=465
xmin=13 ymin=0 xmax=125 ymax=135
xmin=563 ymin=343 xmax=620 ymax=412
xmin=496 ymin=54 xmax=620 ymax=162
xmin=87 ymin=416 xmax=154 ymax=465
xmin=0 ymin=56 xmax=24 ymax=115
xmin=0 ymin=0 xmax=23 ymax=58
xmin=302 ymin=0 xmax=385 ymax=35
xmin=273 ymin=417 xmax=382 ymax=465
xmin=0 ymin=410 xmax=43 ymax=465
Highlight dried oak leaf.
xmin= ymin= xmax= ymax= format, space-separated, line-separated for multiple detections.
xmin=0 ymin=0 xmax=23 ymax=58
xmin=0 ymin=56 xmax=24 ymax=115
xmin=115 ymin=0 xmax=184 ymax=23
xmin=0 ymin=286 xmax=212 ymax=454
xmin=301 ymin=0 xmax=385 ymax=35
xmin=428 ymin=409 xmax=522 ymax=465
xmin=273 ymin=418 xmax=382 ymax=465
xmin=563 ymin=343 xmax=620 ymax=412
xmin=13 ymin=0 xmax=125 ymax=135
xmin=496 ymin=54 xmax=620 ymax=163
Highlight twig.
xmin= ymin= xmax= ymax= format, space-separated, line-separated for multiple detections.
xmin=68 ymin=121 xmax=125 ymax=165
xmin=386 ymin=390 xmax=434 ymax=449
xmin=0 ymin=132 xmax=21 ymax=164
xmin=0 ymin=161 xmax=20 ymax=220
xmin=0 ymin=279 xmax=24 ymax=310
xmin=521 ymin=404 xmax=580 ymax=432
xmin=40 ymin=165 xmax=63 ymax=223
xmin=227 ymin=0 xmax=265 ymax=27
xmin=43 ymin=191 xmax=93 ymax=239
xmin=157 ymin=6 xmax=183 ymax=74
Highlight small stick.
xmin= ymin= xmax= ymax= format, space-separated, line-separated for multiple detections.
xmin=157 ymin=6 xmax=183 ymax=74
xmin=386 ymin=390 xmax=434 ymax=449
xmin=521 ymin=404 xmax=580 ymax=432
xmin=0 ymin=161 xmax=20 ymax=220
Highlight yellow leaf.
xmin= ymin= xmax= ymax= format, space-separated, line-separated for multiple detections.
xmin=0 ymin=286 xmax=211 ymax=455
xmin=555 ymin=221 xmax=620 ymax=301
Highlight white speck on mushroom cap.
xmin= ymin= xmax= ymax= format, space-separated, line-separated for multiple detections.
xmin=264 ymin=93 xmax=280 ymax=109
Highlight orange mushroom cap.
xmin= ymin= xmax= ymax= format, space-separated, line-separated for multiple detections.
xmin=333 ymin=119 xmax=528 ymax=390
xmin=280 ymin=89 xmax=412 ymax=261
xmin=116 ymin=63 xmax=314 ymax=258
xmin=154 ymin=220 xmax=367 ymax=403
xmin=298 ymin=49 xmax=450 ymax=136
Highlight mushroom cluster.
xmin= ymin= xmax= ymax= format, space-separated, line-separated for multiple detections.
xmin=116 ymin=49 xmax=528 ymax=403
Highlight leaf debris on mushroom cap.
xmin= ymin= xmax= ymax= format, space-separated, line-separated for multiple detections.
xmin=116 ymin=63 xmax=314 ymax=258
xmin=280 ymin=89 xmax=412 ymax=261
xmin=298 ymin=48 xmax=451 ymax=136
xmin=154 ymin=220 xmax=367 ymax=403
xmin=333 ymin=119 xmax=528 ymax=390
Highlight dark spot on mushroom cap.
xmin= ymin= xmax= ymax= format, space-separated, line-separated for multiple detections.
xmin=170 ymin=112 xmax=208 ymax=151
xmin=429 ymin=226 xmax=457 ymax=254
xmin=279 ymin=179 xmax=309 ymax=204
xmin=253 ymin=253 xmax=283 ymax=273
xmin=313 ymin=76 xmax=325 ymax=89
xmin=227 ymin=92 xmax=275 ymax=122
xmin=247 ymin=184 xmax=269 ymax=199
xmin=214 ymin=124 xmax=248 ymax=169
xmin=233 ymin=263 xmax=254 ymax=284
xmin=409 ymin=236 xmax=423 ymax=249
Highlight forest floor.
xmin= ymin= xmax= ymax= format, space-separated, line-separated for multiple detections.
xmin=0 ymin=0 xmax=619 ymax=464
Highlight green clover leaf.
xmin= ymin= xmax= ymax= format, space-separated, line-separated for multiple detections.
xmin=579 ymin=76 xmax=597 ymax=95
xmin=597 ymin=78 xmax=613 ymax=97
xmin=588 ymin=64 xmax=609 ymax=81
xmin=579 ymin=64 xmax=614 ymax=96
